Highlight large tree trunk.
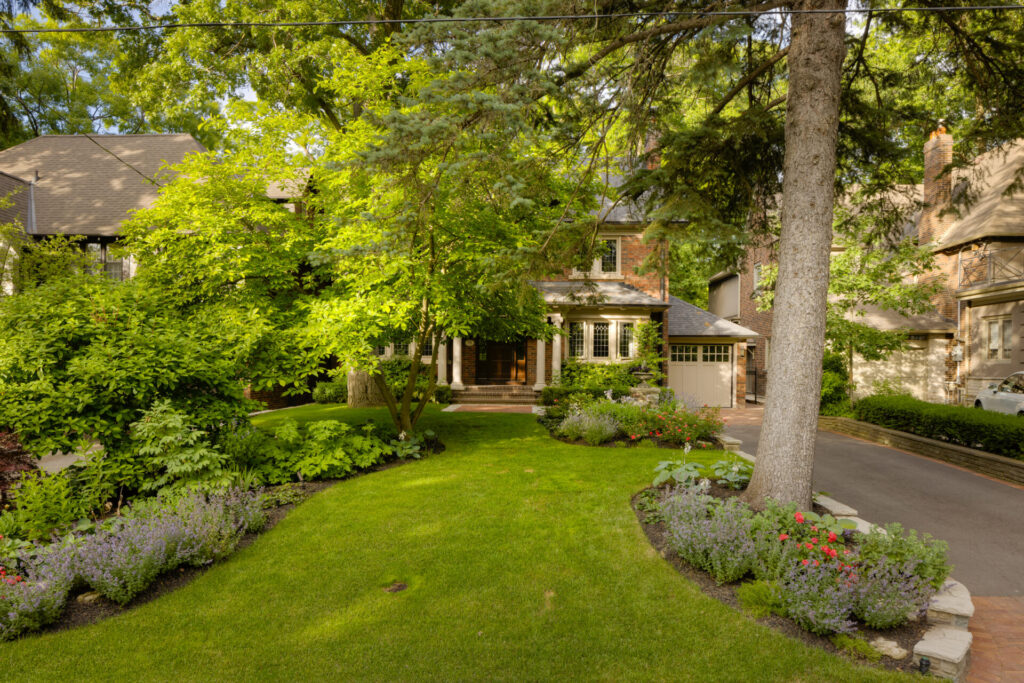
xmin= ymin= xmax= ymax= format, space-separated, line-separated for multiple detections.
xmin=347 ymin=369 xmax=387 ymax=408
xmin=743 ymin=0 xmax=847 ymax=510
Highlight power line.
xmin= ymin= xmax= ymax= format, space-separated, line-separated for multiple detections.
xmin=2 ymin=5 xmax=1024 ymax=34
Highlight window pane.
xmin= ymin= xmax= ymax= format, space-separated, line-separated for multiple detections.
xmin=1003 ymin=320 xmax=1013 ymax=359
xmin=593 ymin=322 xmax=609 ymax=357
xmin=989 ymin=321 xmax=1000 ymax=359
xmin=670 ymin=344 xmax=698 ymax=362
xmin=104 ymin=260 xmax=123 ymax=280
xmin=421 ymin=340 xmax=432 ymax=356
xmin=702 ymin=345 xmax=731 ymax=363
xmin=569 ymin=322 xmax=584 ymax=357
xmin=619 ymin=323 xmax=633 ymax=358
xmin=600 ymin=239 xmax=617 ymax=273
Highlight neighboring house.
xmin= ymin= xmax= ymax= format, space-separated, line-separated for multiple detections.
xmin=0 ymin=133 xmax=206 ymax=278
xmin=710 ymin=127 xmax=1024 ymax=405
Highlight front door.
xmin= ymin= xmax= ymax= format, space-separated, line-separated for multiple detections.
xmin=477 ymin=339 xmax=527 ymax=385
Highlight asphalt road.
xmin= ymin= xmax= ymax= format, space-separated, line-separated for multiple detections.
xmin=726 ymin=424 xmax=1024 ymax=597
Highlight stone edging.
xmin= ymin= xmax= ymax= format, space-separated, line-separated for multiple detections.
xmin=818 ymin=416 xmax=1024 ymax=486
xmin=736 ymin=448 xmax=975 ymax=681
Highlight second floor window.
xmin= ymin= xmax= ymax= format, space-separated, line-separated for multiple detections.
xmin=600 ymin=239 xmax=618 ymax=273
xmin=574 ymin=237 xmax=621 ymax=278
xmin=988 ymin=319 xmax=1013 ymax=360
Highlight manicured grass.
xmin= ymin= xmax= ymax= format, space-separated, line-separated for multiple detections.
xmin=0 ymin=406 xmax=907 ymax=681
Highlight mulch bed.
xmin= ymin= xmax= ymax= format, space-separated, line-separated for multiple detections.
xmin=632 ymin=484 xmax=928 ymax=674
xmin=0 ymin=432 xmax=36 ymax=505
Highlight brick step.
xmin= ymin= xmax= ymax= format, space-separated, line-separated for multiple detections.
xmin=455 ymin=396 xmax=538 ymax=405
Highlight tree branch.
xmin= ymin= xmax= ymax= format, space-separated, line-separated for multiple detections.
xmin=708 ymin=46 xmax=789 ymax=118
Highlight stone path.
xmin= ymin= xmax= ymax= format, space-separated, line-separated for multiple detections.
xmin=724 ymin=411 xmax=1024 ymax=683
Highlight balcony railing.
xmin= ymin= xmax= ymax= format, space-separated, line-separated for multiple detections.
xmin=958 ymin=246 xmax=1024 ymax=290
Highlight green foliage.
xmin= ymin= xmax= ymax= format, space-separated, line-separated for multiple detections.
xmin=131 ymin=401 xmax=233 ymax=494
xmin=820 ymin=352 xmax=853 ymax=416
xmin=736 ymin=580 xmax=785 ymax=619
xmin=558 ymin=358 xmax=639 ymax=396
xmin=854 ymin=394 xmax=1024 ymax=460
xmin=539 ymin=385 xmax=607 ymax=406
xmin=868 ymin=378 xmax=912 ymax=398
xmin=711 ymin=459 xmax=753 ymax=490
xmin=4 ymin=471 xmax=88 ymax=541
xmin=858 ymin=523 xmax=951 ymax=591
xmin=634 ymin=321 xmax=666 ymax=384
xmin=312 ymin=376 xmax=347 ymax=404
xmin=652 ymin=460 xmax=701 ymax=487
xmin=829 ymin=634 xmax=882 ymax=663
xmin=0 ymin=275 xmax=255 ymax=459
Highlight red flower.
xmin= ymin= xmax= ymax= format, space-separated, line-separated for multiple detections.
xmin=802 ymin=559 xmax=810 ymax=566
xmin=805 ymin=543 xmax=813 ymax=549
xmin=843 ymin=549 xmax=850 ymax=556
xmin=828 ymin=531 xmax=838 ymax=543
xmin=813 ymin=560 xmax=820 ymax=567
xmin=778 ymin=533 xmax=789 ymax=541
xmin=794 ymin=512 xmax=805 ymax=524
xmin=811 ymin=525 xmax=818 ymax=531
xmin=810 ymin=537 xmax=818 ymax=544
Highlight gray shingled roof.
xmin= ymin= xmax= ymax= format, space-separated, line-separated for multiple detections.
xmin=0 ymin=134 xmax=205 ymax=236
xmin=938 ymin=140 xmax=1024 ymax=250
xmin=847 ymin=304 xmax=954 ymax=333
xmin=593 ymin=170 xmax=646 ymax=224
xmin=531 ymin=280 xmax=669 ymax=308
xmin=666 ymin=295 xmax=758 ymax=338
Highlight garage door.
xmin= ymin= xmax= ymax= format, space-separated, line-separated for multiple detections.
xmin=667 ymin=344 xmax=733 ymax=408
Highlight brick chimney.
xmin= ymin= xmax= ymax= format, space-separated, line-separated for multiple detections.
xmin=920 ymin=123 xmax=953 ymax=245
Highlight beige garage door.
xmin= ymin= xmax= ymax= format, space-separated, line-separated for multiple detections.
xmin=667 ymin=344 xmax=733 ymax=408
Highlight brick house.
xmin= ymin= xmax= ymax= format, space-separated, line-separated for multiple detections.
xmin=709 ymin=127 xmax=1024 ymax=405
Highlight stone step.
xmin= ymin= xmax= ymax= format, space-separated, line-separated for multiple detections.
xmin=927 ymin=579 xmax=974 ymax=631
xmin=913 ymin=626 xmax=972 ymax=681
xmin=454 ymin=396 xmax=538 ymax=405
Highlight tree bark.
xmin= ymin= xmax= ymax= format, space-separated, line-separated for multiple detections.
xmin=346 ymin=369 xmax=387 ymax=408
xmin=743 ymin=0 xmax=848 ymax=510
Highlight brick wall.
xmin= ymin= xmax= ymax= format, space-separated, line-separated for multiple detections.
xmin=736 ymin=239 xmax=776 ymax=376
xmin=734 ymin=342 xmax=747 ymax=406
xmin=621 ymin=234 xmax=665 ymax=299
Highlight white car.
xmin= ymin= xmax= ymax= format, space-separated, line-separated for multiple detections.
xmin=974 ymin=372 xmax=1024 ymax=416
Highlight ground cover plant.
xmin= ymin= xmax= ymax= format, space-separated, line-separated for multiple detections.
xmin=652 ymin=482 xmax=951 ymax=641
xmin=0 ymin=407 xmax=907 ymax=681
xmin=854 ymin=394 xmax=1024 ymax=460
xmin=542 ymin=392 xmax=725 ymax=448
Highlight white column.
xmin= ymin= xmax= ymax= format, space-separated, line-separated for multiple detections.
xmin=550 ymin=314 xmax=563 ymax=382
xmin=533 ymin=337 xmax=546 ymax=390
xmin=451 ymin=337 xmax=464 ymax=390
xmin=438 ymin=340 xmax=448 ymax=385
xmin=610 ymin=320 xmax=618 ymax=360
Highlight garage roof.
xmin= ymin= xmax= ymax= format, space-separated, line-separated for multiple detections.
xmin=531 ymin=281 xmax=669 ymax=308
xmin=666 ymin=295 xmax=758 ymax=338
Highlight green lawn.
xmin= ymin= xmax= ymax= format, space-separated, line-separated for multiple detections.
xmin=0 ymin=406 xmax=906 ymax=682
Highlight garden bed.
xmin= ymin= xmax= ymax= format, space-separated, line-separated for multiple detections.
xmin=632 ymin=482 xmax=949 ymax=674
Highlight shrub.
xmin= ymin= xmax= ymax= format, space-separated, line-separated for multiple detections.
xmin=664 ymin=489 xmax=756 ymax=584
xmin=131 ymin=401 xmax=233 ymax=494
xmin=0 ymin=543 xmax=77 ymax=641
xmin=7 ymin=471 xmax=89 ymax=541
xmin=77 ymin=515 xmax=179 ymax=604
xmin=779 ymin=559 xmax=857 ymax=635
xmin=557 ymin=412 xmax=620 ymax=445
xmin=820 ymin=352 xmax=852 ymax=415
xmin=312 ymin=376 xmax=347 ymax=404
xmin=736 ymin=580 xmax=785 ymax=618
xmin=854 ymin=394 xmax=1024 ymax=460
xmin=558 ymin=358 xmax=639 ymax=396
xmin=539 ymin=385 xmax=605 ymax=406
xmin=853 ymin=556 xmax=935 ymax=629
xmin=857 ymin=522 xmax=951 ymax=590
xmin=433 ymin=385 xmax=453 ymax=405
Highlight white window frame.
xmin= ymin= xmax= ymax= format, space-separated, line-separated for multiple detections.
xmin=752 ymin=263 xmax=764 ymax=291
xmin=987 ymin=318 xmax=1013 ymax=360
xmin=571 ymin=236 xmax=622 ymax=279
xmin=566 ymin=317 xmax=645 ymax=362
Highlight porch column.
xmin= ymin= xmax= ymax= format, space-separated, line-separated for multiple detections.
xmin=438 ymin=340 xmax=448 ymax=385
xmin=550 ymin=314 xmax=563 ymax=382
xmin=533 ymin=338 xmax=546 ymax=391
xmin=451 ymin=337 xmax=465 ymax=390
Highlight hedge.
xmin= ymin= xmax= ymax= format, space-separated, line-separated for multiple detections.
xmin=853 ymin=395 xmax=1024 ymax=461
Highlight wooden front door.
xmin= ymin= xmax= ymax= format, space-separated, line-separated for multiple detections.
xmin=477 ymin=339 xmax=527 ymax=385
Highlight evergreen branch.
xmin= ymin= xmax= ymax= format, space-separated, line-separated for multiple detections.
xmin=708 ymin=46 xmax=789 ymax=118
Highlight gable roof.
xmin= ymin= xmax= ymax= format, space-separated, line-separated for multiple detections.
xmin=937 ymin=140 xmax=1024 ymax=251
xmin=531 ymin=280 xmax=669 ymax=308
xmin=666 ymin=295 xmax=757 ymax=338
xmin=0 ymin=134 xmax=206 ymax=236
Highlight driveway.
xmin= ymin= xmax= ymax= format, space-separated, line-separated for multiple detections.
xmin=726 ymin=423 xmax=1023 ymax=596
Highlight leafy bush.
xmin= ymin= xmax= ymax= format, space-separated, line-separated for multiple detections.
xmin=778 ymin=559 xmax=857 ymax=635
xmin=820 ymin=352 xmax=852 ymax=415
xmin=854 ymin=394 xmax=1024 ymax=460
xmin=663 ymin=490 xmax=757 ymax=584
xmin=853 ymin=557 xmax=934 ymax=629
xmin=857 ymin=522 xmax=951 ymax=590
xmin=557 ymin=411 xmax=620 ymax=445
xmin=539 ymin=385 xmax=606 ymax=406
xmin=433 ymin=385 xmax=453 ymax=405
xmin=558 ymin=358 xmax=639 ymax=396
xmin=736 ymin=580 xmax=785 ymax=618
xmin=131 ymin=401 xmax=233 ymax=494
xmin=312 ymin=376 xmax=347 ymax=404
xmin=6 ymin=471 xmax=90 ymax=541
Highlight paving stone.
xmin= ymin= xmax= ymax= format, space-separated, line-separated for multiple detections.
xmin=838 ymin=516 xmax=875 ymax=535
xmin=76 ymin=590 xmax=103 ymax=604
xmin=913 ymin=626 xmax=972 ymax=681
xmin=735 ymin=450 xmax=756 ymax=464
xmin=718 ymin=435 xmax=742 ymax=452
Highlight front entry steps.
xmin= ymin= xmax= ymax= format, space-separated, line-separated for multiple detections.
xmin=451 ymin=385 xmax=539 ymax=405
